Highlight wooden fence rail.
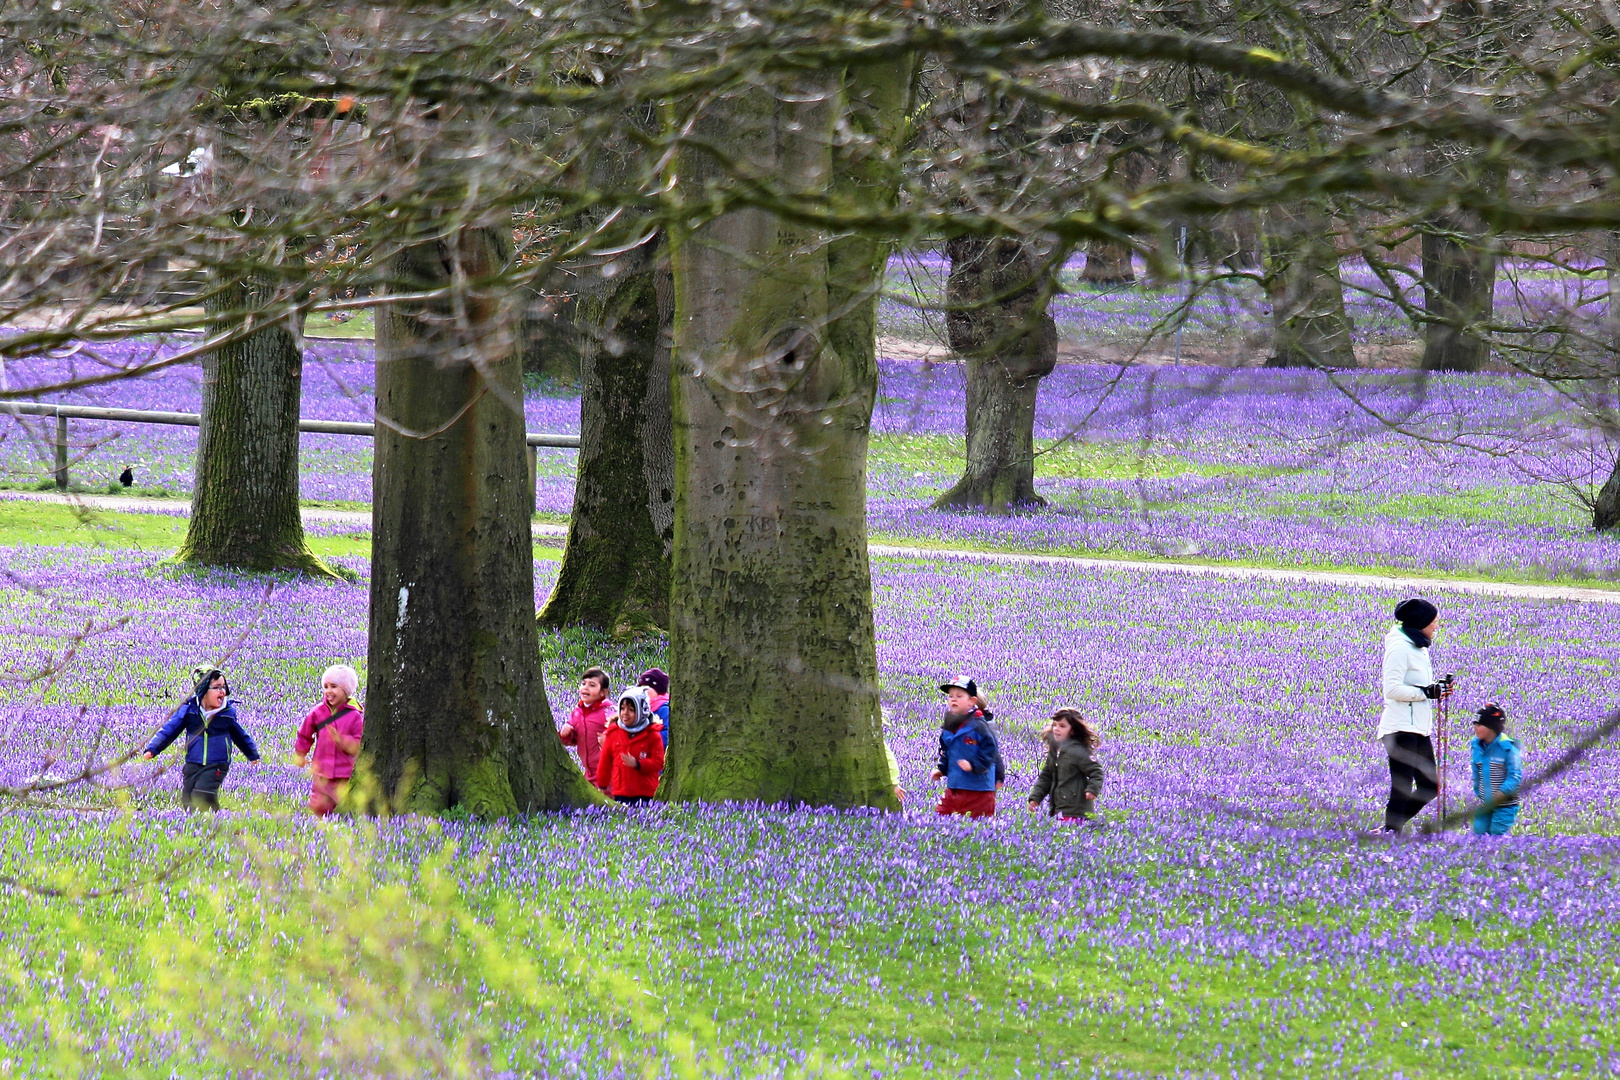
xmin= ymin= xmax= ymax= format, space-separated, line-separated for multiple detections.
xmin=1 ymin=401 xmax=580 ymax=505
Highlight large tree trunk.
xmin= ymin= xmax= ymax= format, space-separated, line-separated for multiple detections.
xmin=1421 ymin=216 xmax=1496 ymax=372
xmin=660 ymin=61 xmax=910 ymax=808
xmin=1263 ymin=202 xmax=1356 ymax=369
xmin=177 ymin=260 xmax=330 ymax=575
xmin=363 ymin=224 xmax=596 ymax=815
xmin=540 ymin=238 xmax=674 ymax=634
xmin=933 ymin=236 xmax=1057 ymax=513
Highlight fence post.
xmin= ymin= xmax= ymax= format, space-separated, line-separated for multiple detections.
xmin=54 ymin=413 xmax=68 ymax=490
xmin=526 ymin=444 xmax=538 ymax=511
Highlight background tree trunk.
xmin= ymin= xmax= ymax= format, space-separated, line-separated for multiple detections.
xmin=177 ymin=260 xmax=330 ymax=575
xmin=1594 ymin=459 xmax=1620 ymax=531
xmin=660 ymin=61 xmax=910 ymax=808
xmin=519 ymin=282 xmax=584 ymax=385
xmin=933 ymin=236 xmax=1057 ymax=513
xmin=1079 ymin=239 xmax=1135 ymax=285
xmin=1421 ymin=216 xmax=1497 ymax=372
xmin=1596 ymin=230 xmax=1620 ymax=531
xmin=539 ymin=238 xmax=674 ymax=634
xmin=363 ymin=224 xmax=596 ymax=815
xmin=1263 ymin=202 xmax=1356 ymax=368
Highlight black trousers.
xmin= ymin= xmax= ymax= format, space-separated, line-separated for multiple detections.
xmin=181 ymin=761 xmax=230 ymax=811
xmin=1382 ymin=732 xmax=1437 ymax=832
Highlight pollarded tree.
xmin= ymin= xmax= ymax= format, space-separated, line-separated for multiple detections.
xmin=932 ymin=235 xmax=1058 ymax=512
xmin=659 ymin=56 xmax=914 ymax=808
xmin=363 ymin=221 xmax=598 ymax=814
xmin=540 ymin=236 xmax=675 ymax=634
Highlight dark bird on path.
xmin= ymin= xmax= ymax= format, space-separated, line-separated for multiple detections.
xmin=118 ymin=467 xmax=134 ymax=487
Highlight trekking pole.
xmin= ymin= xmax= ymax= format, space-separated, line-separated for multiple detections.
xmin=1437 ymin=672 xmax=1454 ymax=824
xmin=1437 ymin=692 xmax=1446 ymax=821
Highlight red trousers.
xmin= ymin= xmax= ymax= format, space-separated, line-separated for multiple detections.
xmin=935 ymin=788 xmax=997 ymax=818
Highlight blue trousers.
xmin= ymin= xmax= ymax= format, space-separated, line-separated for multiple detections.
xmin=1472 ymin=805 xmax=1519 ymax=836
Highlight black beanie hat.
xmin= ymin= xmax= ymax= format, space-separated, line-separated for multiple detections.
xmin=1476 ymin=702 xmax=1507 ymax=734
xmin=1394 ymin=597 xmax=1438 ymax=631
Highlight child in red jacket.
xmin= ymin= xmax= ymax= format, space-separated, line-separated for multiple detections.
xmin=596 ymin=687 xmax=664 ymax=805
xmin=294 ymin=664 xmax=364 ymax=816
xmin=559 ymin=667 xmax=612 ymax=790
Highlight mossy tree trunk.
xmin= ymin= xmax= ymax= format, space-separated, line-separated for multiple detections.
xmin=177 ymin=255 xmax=331 ymax=575
xmin=540 ymin=237 xmax=674 ymax=634
xmin=660 ymin=58 xmax=912 ymax=809
xmin=363 ymin=224 xmax=597 ymax=815
xmin=1421 ymin=215 xmax=1496 ymax=372
xmin=1263 ymin=202 xmax=1356 ymax=369
xmin=933 ymin=236 xmax=1057 ymax=514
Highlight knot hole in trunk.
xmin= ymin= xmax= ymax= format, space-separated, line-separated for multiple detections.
xmin=764 ymin=324 xmax=820 ymax=373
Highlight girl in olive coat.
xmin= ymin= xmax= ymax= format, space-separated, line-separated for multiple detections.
xmin=1028 ymin=709 xmax=1104 ymax=821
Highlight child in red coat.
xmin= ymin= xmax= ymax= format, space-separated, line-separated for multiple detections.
xmin=596 ymin=687 xmax=664 ymax=805
xmin=294 ymin=664 xmax=364 ymax=816
xmin=559 ymin=667 xmax=612 ymax=790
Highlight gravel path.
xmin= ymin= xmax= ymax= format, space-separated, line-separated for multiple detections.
xmin=11 ymin=490 xmax=1620 ymax=604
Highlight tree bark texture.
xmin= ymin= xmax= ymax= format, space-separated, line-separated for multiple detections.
xmin=539 ymin=238 xmax=674 ymax=634
xmin=1263 ymin=202 xmax=1356 ymax=369
xmin=933 ymin=236 xmax=1057 ymax=513
xmin=364 ymin=225 xmax=597 ymax=814
xmin=661 ymin=61 xmax=911 ymax=808
xmin=1420 ymin=217 xmax=1496 ymax=372
xmin=177 ymin=263 xmax=329 ymax=575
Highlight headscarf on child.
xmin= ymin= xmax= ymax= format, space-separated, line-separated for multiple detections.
xmin=617 ymin=686 xmax=653 ymax=735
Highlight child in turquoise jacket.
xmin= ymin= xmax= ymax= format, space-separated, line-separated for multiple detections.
xmin=1470 ymin=703 xmax=1523 ymax=836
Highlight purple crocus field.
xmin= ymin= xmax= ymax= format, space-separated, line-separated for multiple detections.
xmin=6 ymin=335 xmax=1616 ymax=582
xmin=0 ymin=544 xmax=1618 ymax=1075
xmin=1 ymin=316 xmax=1618 ymax=1074
xmin=883 ymin=252 xmax=1611 ymax=349
xmin=2 ymin=547 xmax=1612 ymax=827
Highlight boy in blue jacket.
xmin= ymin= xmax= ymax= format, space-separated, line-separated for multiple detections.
xmin=1470 ymin=703 xmax=1522 ymax=836
xmin=930 ymin=676 xmax=1001 ymax=818
xmin=142 ymin=667 xmax=262 ymax=811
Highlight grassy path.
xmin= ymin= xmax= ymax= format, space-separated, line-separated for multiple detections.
xmin=9 ymin=490 xmax=1620 ymax=605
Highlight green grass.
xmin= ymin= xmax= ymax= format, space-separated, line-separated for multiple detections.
xmin=871 ymin=432 xmax=1291 ymax=483
xmin=0 ymin=809 xmax=1600 ymax=1077
xmin=866 ymin=529 xmax=1620 ymax=592
xmin=0 ymin=501 xmax=562 ymax=562
xmin=0 ymin=498 xmax=1610 ymax=593
xmin=304 ymin=310 xmax=376 ymax=338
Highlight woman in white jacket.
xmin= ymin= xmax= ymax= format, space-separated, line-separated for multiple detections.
xmin=1379 ymin=597 xmax=1454 ymax=832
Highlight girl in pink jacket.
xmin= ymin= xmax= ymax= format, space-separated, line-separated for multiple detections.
xmin=294 ymin=664 xmax=364 ymax=816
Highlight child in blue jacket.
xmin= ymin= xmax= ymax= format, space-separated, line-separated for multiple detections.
xmin=142 ymin=667 xmax=262 ymax=811
xmin=1470 ymin=703 xmax=1522 ymax=836
xmin=930 ymin=676 xmax=1002 ymax=818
